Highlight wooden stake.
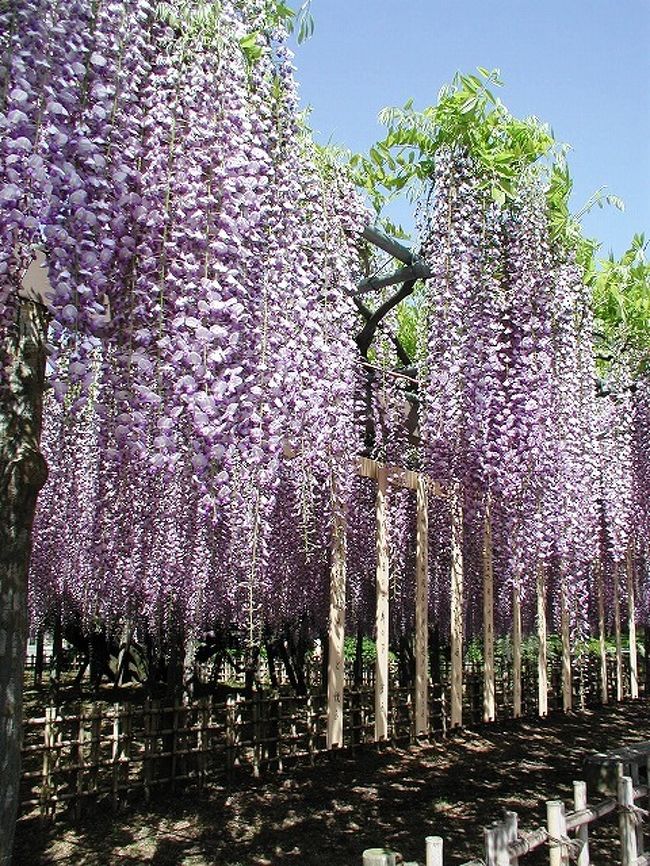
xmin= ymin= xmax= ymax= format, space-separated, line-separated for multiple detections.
xmin=561 ymin=585 xmax=572 ymax=713
xmin=375 ymin=467 xmax=390 ymax=742
xmin=596 ymin=556 xmax=609 ymax=704
xmin=513 ymin=584 xmax=522 ymax=719
xmin=614 ymin=564 xmax=623 ymax=702
xmin=415 ymin=475 xmax=429 ymax=736
xmin=573 ymin=780 xmax=589 ymax=866
xmin=618 ymin=775 xmax=638 ymax=866
xmin=425 ymin=836 xmax=443 ymax=866
xmin=547 ymin=800 xmax=569 ymax=866
xmin=626 ymin=545 xmax=638 ymax=699
xmin=482 ymin=502 xmax=495 ymax=723
xmin=450 ymin=488 xmax=464 ymax=729
xmin=327 ymin=508 xmax=346 ymax=749
xmin=537 ymin=563 xmax=548 ymax=717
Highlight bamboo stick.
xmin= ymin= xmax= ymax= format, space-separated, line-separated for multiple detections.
xmin=596 ymin=556 xmax=609 ymax=704
xmin=450 ymin=488 xmax=464 ymax=729
xmin=626 ymin=545 xmax=639 ymax=700
xmin=483 ymin=503 xmax=495 ymax=723
xmin=415 ymin=474 xmax=429 ymax=736
xmin=614 ymin=564 xmax=623 ymax=702
xmin=327 ymin=508 xmax=346 ymax=749
xmin=513 ymin=584 xmax=522 ymax=718
xmin=537 ymin=563 xmax=548 ymax=717
xmin=561 ymin=586 xmax=572 ymax=713
xmin=375 ymin=467 xmax=390 ymax=742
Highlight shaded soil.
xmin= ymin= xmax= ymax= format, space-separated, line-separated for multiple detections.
xmin=14 ymin=699 xmax=650 ymax=866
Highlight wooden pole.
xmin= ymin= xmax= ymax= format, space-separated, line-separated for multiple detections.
xmin=483 ymin=502 xmax=495 ymax=723
xmin=614 ymin=563 xmax=623 ymax=702
xmin=375 ymin=467 xmax=390 ymax=742
xmin=537 ymin=563 xmax=548 ymax=717
xmin=561 ymin=585 xmax=572 ymax=713
xmin=415 ymin=476 xmax=429 ymax=737
xmin=327 ymin=509 xmax=346 ymax=749
xmin=596 ymin=556 xmax=608 ymax=704
xmin=513 ymin=583 xmax=522 ymax=718
xmin=450 ymin=488 xmax=464 ymax=729
xmin=626 ymin=545 xmax=638 ymax=699
xmin=573 ymin=780 xmax=589 ymax=866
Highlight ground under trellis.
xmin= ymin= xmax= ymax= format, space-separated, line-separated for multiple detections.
xmin=14 ymin=698 xmax=650 ymax=866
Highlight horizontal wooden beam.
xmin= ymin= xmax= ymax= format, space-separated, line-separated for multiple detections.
xmin=358 ymin=456 xmax=444 ymax=497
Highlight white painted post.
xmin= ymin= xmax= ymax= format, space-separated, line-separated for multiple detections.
xmin=504 ymin=811 xmax=519 ymax=866
xmin=375 ymin=467 xmax=390 ymax=742
xmin=450 ymin=488 xmax=464 ymax=729
xmin=415 ymin=476 xmax=429 ymax=737
xmin=573 ymin=781 xmax=589 ymax=866
xmin=363 ymin=849 xmax=397 ymax=866
xmin=596 ymin=556 xmax=608 ymax=704
xmin=484 ymin=821 xmax=509 ymax=866
xmin=546 ymin=800 xmax=569 ymax=866
xmin=537 ymin=564 xmax=548 ymax=717
xmin=483 ymin=503 xmax=495 ymax=723
xmin=618 ymin=775 xmax=638 ymax=866
xmin=327 ymin=510 xmax=346 ymax=749
xmin=513 ymin=584 xmax=522 ymax=718
xmin=425 ymin=835 xmax=443 ymax=866
xmin=626 ymin=545 xmax=639 ymax=699
xmin=561 ymin=587 xmax=572 ymax=713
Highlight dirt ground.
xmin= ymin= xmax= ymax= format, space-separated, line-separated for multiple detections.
xmin=14 ymin=699 xmax=650 ymax=866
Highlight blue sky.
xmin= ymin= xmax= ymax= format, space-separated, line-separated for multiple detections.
xmin=290 ymin=1 xmax=650 ymax=259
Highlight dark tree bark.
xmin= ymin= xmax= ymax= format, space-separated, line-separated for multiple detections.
xmin=0 ymin=300 xmax=49 ymax=866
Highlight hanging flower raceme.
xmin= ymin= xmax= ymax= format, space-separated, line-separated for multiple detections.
xmin=15 ymin=0 xmax=366 ymax=640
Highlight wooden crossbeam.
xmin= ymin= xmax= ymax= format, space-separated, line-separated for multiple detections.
xmin=358 ymin=457 xmax=444 ymax=497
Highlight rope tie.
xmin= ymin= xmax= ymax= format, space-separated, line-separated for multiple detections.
xmin=619 ymin=802 xmax=649 ymax=827
xmin=545 ymin=831 xmax=585 ymax=860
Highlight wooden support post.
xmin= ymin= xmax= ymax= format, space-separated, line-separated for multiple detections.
xmin=483 ymin=503 xmax=495 ymax=723
xmin=537 ymin=563 xmax=548 ymax=717
xmin=597 ymin=556 xmax=609 ymax=704
xmin=415 ymin=475 xmax=429 ymax=737
xmin=546 ymin=799 xmax=569 ymax=866
xmin=75 ymin=712 xmax=86 ymax=822
xmin=375 ymin=467 xmax=390 ymax=742
xmin=626 ymin=545 xmax=639 ymax=699
xmin=425 ymin=836 xmax=443 ymax=866
xmin=618 ymin=775 xmax=638 ymax=866
xmin=450 ymin=488 xmax=464 ymax=729
xmin=111 ymin=703 xmax=121 ymax=812
xmin=41 ymin=706 xmax=56 ymax=819
xmin=513 ymin=584 xmax=522 ymax=719
xmin=614 ymin=564 xmax=623 ymax=702
xmin=561 ymin=586 xmax=572 ymax=713
xmin=327 ymin=509 xmax=346 ymax=749
xmin=573 ymin=781 xmax=589 ymax=866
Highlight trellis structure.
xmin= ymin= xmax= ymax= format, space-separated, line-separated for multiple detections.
xmin=325 ymin=225 xmax=643 ymax=752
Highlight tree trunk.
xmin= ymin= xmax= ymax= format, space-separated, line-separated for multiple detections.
xmin=0 ymin=300 xmax=49 ymax=866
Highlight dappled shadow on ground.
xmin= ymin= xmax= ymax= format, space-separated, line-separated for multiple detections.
xmin=14 ymin=700 xmax=650 ymax=865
